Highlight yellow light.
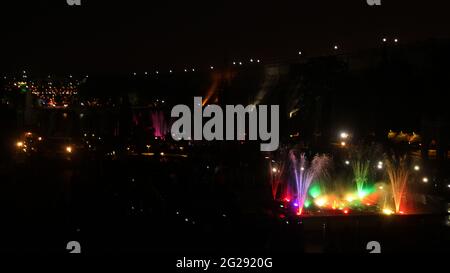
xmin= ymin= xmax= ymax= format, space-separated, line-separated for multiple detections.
xmin=340 ymin=132 xmax=349 ymax=139
xmin=160 ymin=152 xmax=165 ymax=156
xmin=66 ymin=146 xmax=72 ymax=153
xmin=414 ymin=165 xmax=420 ymax=171
xmin=345 ymin=194 xmax=355 ymax=202
xmin=315 ymin=197 xmax=327 ymax=207
xmin=16 ymin=141 xmax=24 ymax=148
xmin=38 ymin=137 xmax=43 ymax=141
xmin=272 ymin=167 xmax=278 ymax=173
xmin=382 ymin=208 xmax=393 ymax=215
xmin=341 ymin=141 xmax=346 ymax=147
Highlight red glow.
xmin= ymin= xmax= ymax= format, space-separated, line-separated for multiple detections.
xmin=297 ymin=207 xmax=303 ymax=216
xmin=279 ymin=214 xmax=286 ymax=219
xmin=284 ymin=197 xmax=291 ymax=202
xmin=343 ymin=209 xmax=349 ymax=214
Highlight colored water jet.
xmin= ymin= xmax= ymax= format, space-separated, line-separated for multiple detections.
xmin=385 ymin=156 xmax=410 ymax=213
xmin=352 ymin=160 xmax=370 ymax=199
xmin=151 ymin=111 xmax=168 ymax=139
xmin=290 ymin=151 xmax=329 ymax=215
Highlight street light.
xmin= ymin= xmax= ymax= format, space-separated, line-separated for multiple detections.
xmin=340 ymin=132 xmax=349 ymax=139
xmin=66 ymin=146 xmax=73 ymax=153
xmin=377 ymin=161 xmax=383 ymax=169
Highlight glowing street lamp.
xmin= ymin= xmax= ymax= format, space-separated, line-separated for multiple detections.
xmin=377 ymin=161 xmax=383 ymax=169
xmin=414 ymin=165 xmax=420 ymax=171
xmin=422 ymin=177 xmax=429 ymax=183
xmin=340 ymin=132 xmax=349 ymax=139
xmin=66 ymin=146 xmax=73 ymax=153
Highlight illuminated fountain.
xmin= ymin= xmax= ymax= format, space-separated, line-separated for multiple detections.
xmin=352 ymin=160 xmax=370 ymax=199
xmin=270 ymin=161 xmax=284 ymax=200
xmin=151 ymin=111 xmax=168 ymax=139
xmin=385 ymin=156 xmax=410 ymax=213
xmin=289 ymin=151 xmax=329 ymax=215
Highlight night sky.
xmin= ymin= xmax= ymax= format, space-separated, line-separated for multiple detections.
xmin=1 ymin=0 xmax=450 ymax=75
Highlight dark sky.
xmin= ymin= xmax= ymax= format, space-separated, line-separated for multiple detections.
xmin=1 ymin=0 xmax=449 ymax=75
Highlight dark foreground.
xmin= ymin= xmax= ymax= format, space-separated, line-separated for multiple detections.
xmin=0 ymin=153 xmax=448 ymax=254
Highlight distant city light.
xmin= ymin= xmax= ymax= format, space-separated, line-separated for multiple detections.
xmin=345 ymin=160 xmax=350 ymax=165
xmin=422 ymin=177 xmax=429 ymax=183
xmin=414 ymin=165 xmax=420 ymax=171
xmin=377 ymin=161 xmax=383 ymax=169
xmin=341 ymin=141 xmax=346 ymax=147
xmin=334 ymin=45 xmax=339 ymax=50
xmin=382 ymin=38 xmax=387 ymax=42
xmin=66 ymin=146 xmax=72 ymax=153
xmin=340 ymin=132 xmax=349 ymax=139
xmin=16 ymin=141 xmax=23 ymax=148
